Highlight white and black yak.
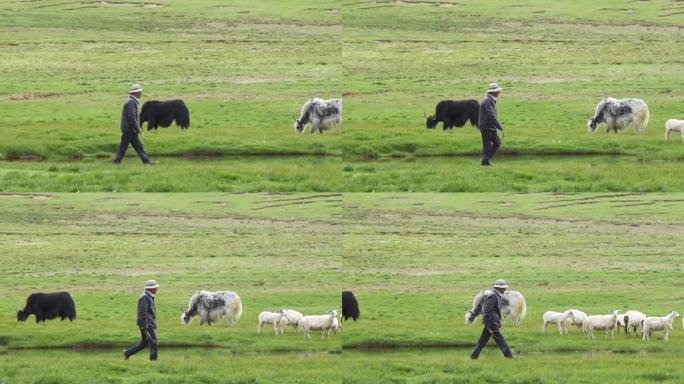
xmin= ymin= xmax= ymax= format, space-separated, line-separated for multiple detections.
xmin=294 ymin=98 xmax=342 ymax=134
xmin=17 ymin=292 xmax=76 ymax=323
xmin=587 ymin=98 xmax=649 ymax=134
xmin=181 ymin=290 xmax=242 ymax=326
xmin=465 ymin=290 xmax=527 ymax=326
xmin=426 ymin=99 xmax=479 ymax=130
xmin=342 ymin=290 xmax=360 ymax=322
xmin=140 ymin=99 xmax=190 ymax=131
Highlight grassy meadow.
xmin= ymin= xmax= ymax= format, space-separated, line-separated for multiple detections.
xmin=0 ymin=193 xmax=342 ymax=382
xmin=0 ymin=0 xmax=342 ymax=192
xmin=341 ymin=193 xmax=684 ymax=383
xmin=343 ymin=0 xmax=684 ymax=159
xmin=342 ymin=0 xmax=684 ymax=190
xmin=2 ymin=193 xmax=684 ymax=383
xmin=1 ymin=0 xmax=684 ymax=191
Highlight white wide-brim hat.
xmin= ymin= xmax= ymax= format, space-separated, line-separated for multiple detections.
xmin=144 ymin=280 xmax=160 ymax=289
xmin=493 ymin=279 xmax=508 ymax=289
xmin=128 ymin=83 xmax=144 ymax=94
xmin=487 ymin=83 xmax=502 ymax=93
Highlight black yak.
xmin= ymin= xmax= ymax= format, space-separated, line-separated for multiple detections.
xmin=342 ymin=291 xmax=360 ymax=322
xmin=17 ymin=292 xmax=76 ymax=323
xmin=140 ymin=99 xmax=190 ymax=131
xmin=426 ymin=99 xmax=479 ymax=130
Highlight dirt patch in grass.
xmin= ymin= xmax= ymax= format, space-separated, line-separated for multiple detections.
xmin=0 ymin=193 xmax=53 ymax=199
xmin=7 ymin=92 xmax=63 ymax=101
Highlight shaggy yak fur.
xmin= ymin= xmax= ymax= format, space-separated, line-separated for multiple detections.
xmin=294 ymin=98 xmax=342 ymax=133
xmin=587 ymin=98 xmax=649 ymax=134
xmin=17 ymin=292 xmax=76 ymax=323
xmin=426 ymin=99 xmax=479 ymax=130
xmin=140 ymin=99 xmax=190 ymax=131
xmin=342 ymin=291 xmax=360 ymax=322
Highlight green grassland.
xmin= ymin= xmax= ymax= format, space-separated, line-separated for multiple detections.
xmin=0 ymin=157 xmax=344 ymax=192
xmin=2 ymin=349 xmax=341 ymax=384
xmin=341 ymin=193 xmax=684 ymax=383
xmin=2 ymin=193 xmax=684 ymax=383
xmin=0 ymin=0 xmax=341 ymax=161
xmin=343 ymin=0 xmax=684 ymax=159
xmin=341 ymin=0 xmax=684 ymax=191
xmin=0 ymin=193 xmax=341 ymax=380
xmin=2 ymin=1 xmax=684 ymax=191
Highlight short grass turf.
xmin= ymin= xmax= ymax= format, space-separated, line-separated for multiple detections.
xmin=342 ymin=0 xmax=684 ymax=160
xmin=341 ymin=193 xmax=684 ymax=383
xmin=1 ymin=193 xmax=684 ymax=383
xmin=339 ymin=0 xmax=684 ymax=192
xmin=0 ymin=0 xmax=341 ymax=161
xmin=2 ymin=1 xmax=684 ymax=192
xmin=0 ymin=193 xmax=342 ymax=353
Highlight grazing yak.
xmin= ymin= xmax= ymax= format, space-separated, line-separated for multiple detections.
xmin=140 ymin=99 xmax=190 ymax=131
xmin=342 ymin=291 xmax=360 ymax=322
xmin=181 ymin=290 xmax=242 ymax=326
xmin=426 ymin=99 xmax=479 ymax=130
xmin=294 ymin=98 xmax=342 ymax=133
xmin=587 ymin=98 xmax=649 ymax=134
xmin=465 ymin=290 xmax=527 ymax=326
xmin=17 ymin=292 xmax=76 ymax=323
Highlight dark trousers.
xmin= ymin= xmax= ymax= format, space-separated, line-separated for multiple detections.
xmin=480 ymin=129 xmax=501 ymax=163
xmin=114 ymin=131 xmax=150 ymax=163
xmin=470 ymin=325 xmax=512 ymax=359
xmin=124 ymin=327 xmax=158 ymax=360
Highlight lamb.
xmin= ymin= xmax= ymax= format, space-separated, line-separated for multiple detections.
xmin=563 ymin=309 xmax=587 ymax=332
xmin=583 ymin=310 xmax=620 ymax=339
xmin=623 ymin=310 xmax=647 ymax=336
xmin=642 ymin=311 xmax=679 ymax=341
xmin=665 ymin=119 xmax=684 ymax=142
xmin=298 ymin=310 xmax=338 ymax=339
xmin=257 ymin=310 xmax=285 ymax=335
xmin=278 ymin=309 xmax=304 ymax=333
xmin=331 ymin=315 xmax=341 ymax=335
xmin=616 ymin=314 xmax=627 ymax=334
xmin=542 ymin=310 xmax=576 ymax=334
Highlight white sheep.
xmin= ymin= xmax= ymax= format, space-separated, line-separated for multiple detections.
xmin=257 ymin=310 xmax=285 ymax=335
xmin=331 ymin=314 xmax=341 ymax=335
xmin=623 ymin=310 xmax=647 ymax=336
xmin=643 ymin=311 xmax=680 ymax=341
xmin=299 ymin=310 xmax=338 ymax=339
xmin=665 ymin=119 xmax=684 ymax=142
xmin=583 ymin=310 xmax=620 ymax=339
xmin=278 ymin=309 xmax=304 ymax=333
xmin=542 ymin=310 xmax=576 ymax=334
xmin=616 ymin=313 xmax=627 ymax=334
xmin=563 ymin=309 xmax=587 ymax=333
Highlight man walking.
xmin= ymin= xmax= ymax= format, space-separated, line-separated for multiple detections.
xmin=124 ymin=280 xmax=159 ymax=361
xmin=468 ymin=279 xmax=514 ymax=360
xmin=112 ymin=84 xmax=156 ymax=165
xmin=478 ymin=83 xmax=504 ymax=167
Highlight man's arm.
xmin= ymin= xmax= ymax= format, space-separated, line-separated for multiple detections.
xmin=468 ymin=293 xmax=486 ymax=322
xmin=484 ymin=99 xmax=502 ymax=130
xmin=482 ymin=294 xmax=498 ymax=322
xmin=471 ymin=299 xmax=484 ymax=317
xmin=137 ymin=296 xmax=148 ymax=328
xmin=125 ymin=100 xmax=140 ymax=132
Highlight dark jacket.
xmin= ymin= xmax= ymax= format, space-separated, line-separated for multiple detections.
xmin=478 ymin=94 xmax=502 ymax=131
xmin=136 ymin=291 xmax=156 ymax=329
xmin=121 ymin=95 xmax=141 ymax=133
xmin=472 ymin=289 xmax=503 ymax=328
